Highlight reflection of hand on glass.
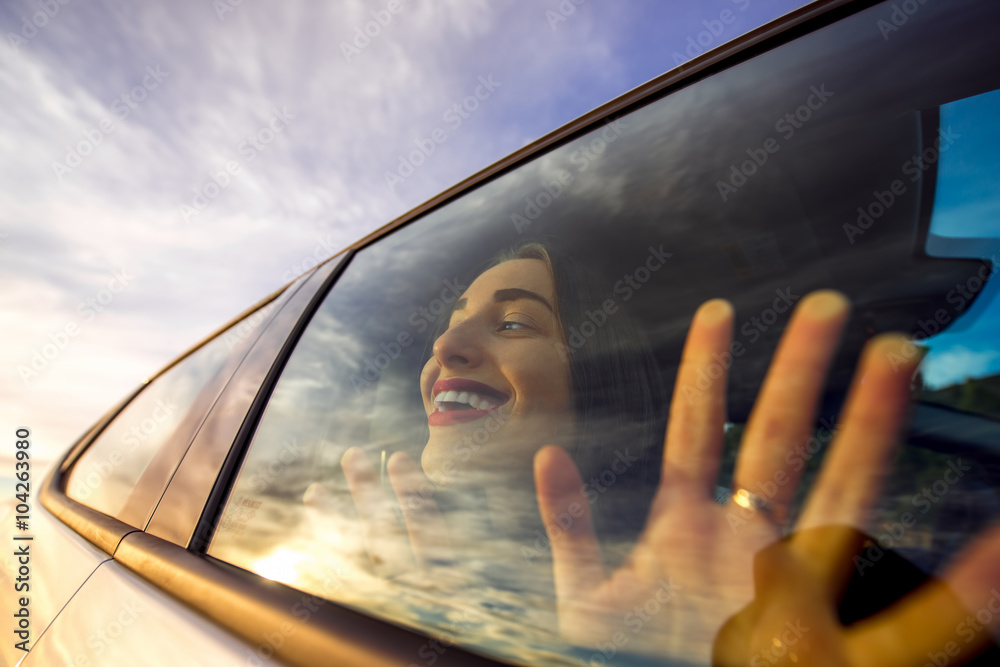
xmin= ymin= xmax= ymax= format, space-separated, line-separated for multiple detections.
xmin=341 ymin=446 xmax=453 ymax=575
xmin=538 ymin=292 xmax=1000 ymax=664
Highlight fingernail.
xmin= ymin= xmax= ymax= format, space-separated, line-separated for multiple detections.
xmin=800 ymin=290 xmax=849 ymax=320
xmin=698 ymin=299 xmax=734 ymax=325
xmin=868 ymin=333 xmax=925 ymax=365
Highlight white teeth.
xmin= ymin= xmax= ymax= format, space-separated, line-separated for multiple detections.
xmin=433 ymin=388 xmax=504 ymax=412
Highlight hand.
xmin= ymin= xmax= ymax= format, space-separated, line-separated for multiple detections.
xmin=711 ymin=522 xmax=1000 ymax=666
xmin=341 ymin=447 xmax=454 ymax=577
xmin=534 ymin=290 xmax=1000 ymax=664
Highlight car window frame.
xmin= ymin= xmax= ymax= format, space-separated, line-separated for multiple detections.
xmin=42 ymin=279 xmax=297 ymax=553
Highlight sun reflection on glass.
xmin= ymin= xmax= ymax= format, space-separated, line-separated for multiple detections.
xmin=253 ymin=547 xmax=309 ymax=584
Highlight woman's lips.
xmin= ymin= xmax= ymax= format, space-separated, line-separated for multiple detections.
xmin=429 ymin=378 xmax=509 ymax=426
xmin=428 ymin=407 xmax=504 ymax=426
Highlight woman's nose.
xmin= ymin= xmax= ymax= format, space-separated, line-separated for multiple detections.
xmin=432 ymin=319 xmax=484 ymax=369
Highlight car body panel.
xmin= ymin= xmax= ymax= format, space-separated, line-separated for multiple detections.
xmin=0 ymin=461 xmax=111 ymax=667
xmin=21 ymin=559 xmax=283 ymax=667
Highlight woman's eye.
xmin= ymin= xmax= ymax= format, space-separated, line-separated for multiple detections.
xmin=499 ymin=320 xmax=529 ymax=332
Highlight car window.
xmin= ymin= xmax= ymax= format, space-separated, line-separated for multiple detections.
xmin=207 ymin=1 xmax=1000 ymax=665
xmin=65 ymin=298 xmax=281 ymax=521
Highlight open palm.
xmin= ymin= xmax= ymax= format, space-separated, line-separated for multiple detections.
xmin=534 ymin=291 xmax=1000 ymax=665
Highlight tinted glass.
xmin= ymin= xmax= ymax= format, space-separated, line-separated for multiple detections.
xmin=67 ymin=300 xmax=280 ymax=520
xmin=209 ymin=1 xmax=1000 ymax=664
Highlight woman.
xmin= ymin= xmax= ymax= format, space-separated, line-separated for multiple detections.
xmin=343 ymin=241 xmax=1000 ymax=665
xmin=343 ymin=242 xmax=666 ymax=569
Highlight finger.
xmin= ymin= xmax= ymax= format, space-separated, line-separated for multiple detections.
xmin=794 ymin=335 xmax=921 ymax=595
xmin=387 ymin=451 xmax=453 ymax=567
xmin=734 ymin=290 xmax=850 ymax=521
xmin=534 ymin=445 xmax=606 ymax=614
xmin=845 ymin=523 xmax=1000 ymax=666
xmin=845 ymin=578 xmax=995 ymax=667
xmin=341 ymin=447 xmax=410 ymax=571
xmin=663 ymin=299 xmax=734 ymax=493
xmin=939 ymin=522 xmax=1000 ymax=643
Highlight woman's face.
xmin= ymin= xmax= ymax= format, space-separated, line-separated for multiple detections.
xmin=419 ymin=258 xmax=574 ymax=484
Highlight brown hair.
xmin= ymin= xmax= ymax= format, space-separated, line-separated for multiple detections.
xmin=486 ymin=242 xmax=667 ymax=554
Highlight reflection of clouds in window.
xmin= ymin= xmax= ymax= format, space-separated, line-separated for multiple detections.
xmin=207 ymin=6 xmax=1000 ymax=664
xmin=66 ymin=313 xmax=251 ymax=517
xmin=920 ymin=345 xmax=1000 ymax=389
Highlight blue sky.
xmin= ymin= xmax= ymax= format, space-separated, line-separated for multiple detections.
xmin=920 ymin=89 xmax=1000 ymax=388
xmin=0 ymin=0 xmax=810 ymax=460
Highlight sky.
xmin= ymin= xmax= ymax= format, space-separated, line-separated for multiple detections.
xmin=0 ymin=0 xmax=811 ymax=463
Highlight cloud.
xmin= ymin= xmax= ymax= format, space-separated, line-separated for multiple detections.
xmin=922 ymin=345 xmax=1000 ymax=389
xmin=0 ymin=0 xmax=631 ymax=456
xmin=0 ymin=0 xmax=807 ymax=456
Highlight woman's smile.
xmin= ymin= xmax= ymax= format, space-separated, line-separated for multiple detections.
xmin=429 ymin=377 xmax=510 ymax=425
xmin=419 ymin=258 xmax=575 ymax=479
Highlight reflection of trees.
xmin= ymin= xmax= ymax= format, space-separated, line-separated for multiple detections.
xmin=922 ymin=373 xmax=1000 ymax=421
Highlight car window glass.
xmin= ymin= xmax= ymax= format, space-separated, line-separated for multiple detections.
xmin=66 ymin=300 xmax=280 ymax=520
xmin=208 ymin=1 xmax=1000 ymax=664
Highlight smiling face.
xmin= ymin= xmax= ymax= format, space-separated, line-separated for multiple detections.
xmin=419 ymin=258 xmax=575 ymax=484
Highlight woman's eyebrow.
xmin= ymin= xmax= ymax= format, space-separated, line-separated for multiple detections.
xmin=451 ymin=288 xmax=554 ymax=313
xmin=493 ymin=288 xmax=554 ymax=313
